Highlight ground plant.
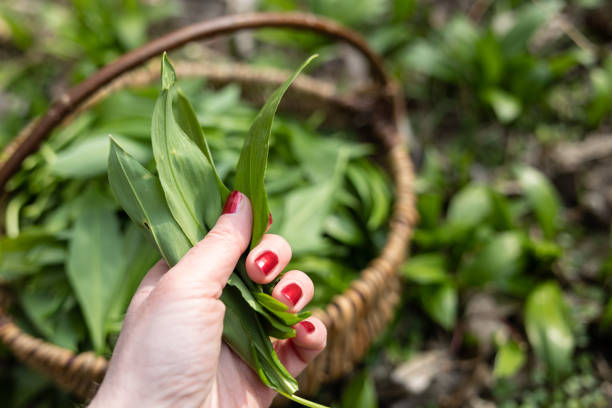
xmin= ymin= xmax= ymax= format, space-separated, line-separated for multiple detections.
xmin=2 ymin=0 xmax=612 ymax=407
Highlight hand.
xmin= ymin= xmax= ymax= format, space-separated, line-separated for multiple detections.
xmin=90 ymin=191 xmax=327 ymax=408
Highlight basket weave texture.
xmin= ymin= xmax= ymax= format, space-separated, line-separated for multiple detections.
xmin=0 ymin=13 xmax=416 ymax=400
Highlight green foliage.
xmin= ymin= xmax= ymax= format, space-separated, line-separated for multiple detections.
xmin=0 ymin=0 xmax=178 ymax=148
xmin=66 ymin=190 xmax=124 ymax=353
xmin=401 ymin=253 xmax=448 ymax=284
xmin=5 ymin=0 xmax=612 ymax=405
xmin=109 ymin=55 xmax=328 ymax=406
xmin=419 ymin=282 xmax=457 ymax=330
xmin=459 ymin=231 xmax=526 ymax=292
xmin=235 ymin=55 xmax=317 ymax=249
xmin=494 ymin=341 xmax=526 ymax=379
xmin=515 ymin=166 xmax=562 ymax=239
xmin=108 ymin=139 xmax=191 ymax=266
xmin=525 ymin=282 xmax=575 ymax=378
xmin=340 ymin=370 xmax=378 ymax=408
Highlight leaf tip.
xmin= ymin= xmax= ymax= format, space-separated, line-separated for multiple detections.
xmin=161 ymin=52 xmax=176 ymax=90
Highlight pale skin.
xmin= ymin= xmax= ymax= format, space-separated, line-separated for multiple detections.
xmin=89 ymin=192 xmax=327 ymax=407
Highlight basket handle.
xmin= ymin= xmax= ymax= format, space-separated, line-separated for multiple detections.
xmin=0 ymin=12 xmax=401 ymax=187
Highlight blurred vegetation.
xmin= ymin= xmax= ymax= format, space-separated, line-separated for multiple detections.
xmin=2 ymin=0 xmax=612 ymax=407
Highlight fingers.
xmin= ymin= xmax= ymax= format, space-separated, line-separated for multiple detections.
xmin=159 ymin=191 xmax=253 ymax=299
xmin=271 ymin=270 xmax=314 ymax=312
xmin=245 ymin=234 xmax=292 ymax=284
xmin=274 ymin=317 xmax=327 ymax=377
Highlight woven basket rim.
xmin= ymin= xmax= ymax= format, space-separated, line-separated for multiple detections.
xmin=0 ymin=12 xmax=416 ymax=400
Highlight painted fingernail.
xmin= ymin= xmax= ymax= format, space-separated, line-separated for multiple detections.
xmin=222 ymin=190 xmax=242 ymax=214
xmin=255 ymin=251 xmax=278 ymax=275
xmin=281 ymin=283 xmax=302 ymax=306
xmin=300 ymin=320 xmax=315 ymax=333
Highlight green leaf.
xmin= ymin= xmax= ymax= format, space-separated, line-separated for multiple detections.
xmin=363 ymin=161 xmax=391 ymax=230
xmin=227 ymin=273 xmax=298 ymax=339
xmin=493 ymin=340 xmax=526 ymax=378
xmin=527 ymin=238 xmax=562 ymax=263
xmin=50 ymin=134 xmax=151 ymax=179
xmin=176 ymin=89 xmax=231 ymax=202
xmin=152 ymin=60 xmax=221 ymax=243
xmin=234 ymin=55 xmax=317 ymax=249
xmin=417 ymin=193 xmax=443 ymax=229
xmin=0 ymin=231 xmax=65 ymax=282
xmin=489 ymin=189 xmax=515 ymax=230
xmin=419 ymin=283 xmax=457 ymax=330
xmin=66 ymin=190 xmax=125 ymax=353
xmin=600 ymin=298 xmax=612 ymax=332
xmin=324 ymin=208 xmax=366 ymax=246
xmin=108 ymin=224 xmax=159 ymax=324
xmin=587 ymin=67 xmax=612 ymax=126
xmin=341 ymin=370 xmax=378 ymax=408
xmin=401 ymin=40 xmax=457 ymax=82
xmin=20 ymin=271 xmax=73 ymax=345
xmin=515 ymin=165 xmax=562 ymax=238
xmin=401 ymin=253 xmax=448 ymax=284
xmin=311 ymin=0 xmax=389 ymax=27
xmin=500 ymin=1 xmax=562 ymax=56
xmin=525 ymin=282 xmax=574 ymax=377
xmin=459 ymin=231 xmax=525 ymax=289
xmin=255 ymin=292 xmax=311 ymax=326
xmin=5 ymin=193 xmax=27 ymax=238
xmin=447 ymin=184 xmax=492 ymax=228
xmin=221 ymin=285 xmax=299 ymax=394
xmin=280 ymin=148 xmax=347 ymax=255
xmin=108 ymin=138 xmax=191 ymax=266
xmin=482 ymin=88 xmax=522 ymax=123
xmin=161 ymin=52 xmax=176 ymax=90
xmin=476 ymin=31 xmax=503 ymax=86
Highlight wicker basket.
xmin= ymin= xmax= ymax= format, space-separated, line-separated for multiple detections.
xmin=0 ymin=12 xmax=416 ymax=401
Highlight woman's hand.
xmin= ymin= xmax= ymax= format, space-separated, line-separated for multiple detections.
xmin=90 ymin=191 xmax=327 ymax=408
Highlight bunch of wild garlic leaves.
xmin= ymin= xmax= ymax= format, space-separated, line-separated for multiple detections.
xmin=0 ymin=55 xmax=391 ymax=403
xmin=108 ymin=53 xmax=319 ymax=405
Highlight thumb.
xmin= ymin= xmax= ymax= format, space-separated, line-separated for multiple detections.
xmin=162 ymin=190 xmax=252 ymax=298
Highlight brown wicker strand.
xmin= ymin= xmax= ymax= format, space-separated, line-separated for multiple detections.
xmin=0 ymin=13 xmax=415 ymax=400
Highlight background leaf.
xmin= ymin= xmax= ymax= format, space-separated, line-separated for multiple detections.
xmin=515 ymin=165 xmax=562 ymax=238
xmin=459 ymin=231 xmax=525 ymax=289
xmin=401 ymin=253 xmax=448 ymax=284
xmin=341 ymin=370 xmax=378 ymax=408
xmin=525 ymin=282 xmax=574 ymax=377
xmin=50 ymin=134 xmax=151 ymax=179
xmin=447 ymin=184 xmax=492 ymax=229
xmin=419 ymin=283 xmax=457 ymax=330
xmin=66 ymin=190 xmax=125 ymax=353
xmin=494 ymin=340 xmax=526 ymax=378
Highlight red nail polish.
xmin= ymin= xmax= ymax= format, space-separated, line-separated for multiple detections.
xmin=222 ymin=191 xmax=242 ymax=214
xmin=268 ymin=212 xmax=273 ymax=228
xmin=255 ymin=251 xmax=278 ymax=275
xmin=300 ymin=320 xmax=315 ymax=333
xmin=281 ymin=283 xmax=302 ymax=306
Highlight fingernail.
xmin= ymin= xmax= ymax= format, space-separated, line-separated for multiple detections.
xmin=265 ymin=212 xmax=273 ymax=232
xmin=222 ymin=190 xmax=242 ymax=214
xmin=300 ymin=320 xmax=315 ymax=333
xmin=281 ymin=283 xmax=302 ymax=306
xmin=255 ymin=251 xmax=278 ymax=275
